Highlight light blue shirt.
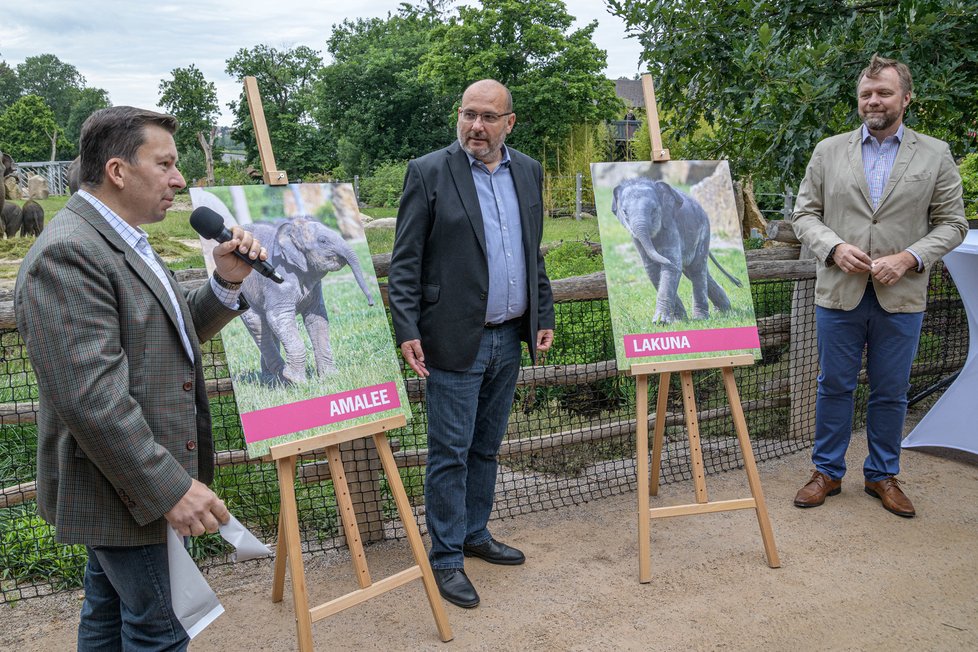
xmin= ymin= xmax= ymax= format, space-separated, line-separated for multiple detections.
xmin=78 ymin=190 xmax=241 ymax=362
xmin=860 ymin=124 xmax=921 ymax=271
xmin=465 ymin=145 xmax=528 ymax=324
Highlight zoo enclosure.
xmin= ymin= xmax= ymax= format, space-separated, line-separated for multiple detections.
xmin=0 ymin=236 xmax=969 ymax=603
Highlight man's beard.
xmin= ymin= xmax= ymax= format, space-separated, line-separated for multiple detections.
xmin=861 ymin=108 xmax=901 ymax=131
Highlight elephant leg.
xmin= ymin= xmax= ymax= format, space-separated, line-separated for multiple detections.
xmin=652 ymin=266 xmax=683 ymax=323
xmin=707 ymin=274 xmax=733 ymax=312
xmin=636 ymin=237 xmax=686 ymax=323
xmin=685 ymin=261 xmax=711 ymax=319
xmin=298 ymin=287 xmax=336 ymax=376
xmin=267 ymin=311 xmax=308 ymax=385
xmin=241 ymin=308 xmax=286 ymax=383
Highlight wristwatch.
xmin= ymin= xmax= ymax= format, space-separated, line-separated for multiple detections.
xmin=213 ymin=271 xmax=242 ymax=291
xmin=827 ymin=244 xmax=839 ymax=265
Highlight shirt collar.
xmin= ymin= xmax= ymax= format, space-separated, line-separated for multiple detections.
xmin=77 ymin=188 xmax=151 ymax=252
xmin=463 ymin=143 xmax=512 ymax=170
xmin=861 ymin=123 xmax=904 ymax=144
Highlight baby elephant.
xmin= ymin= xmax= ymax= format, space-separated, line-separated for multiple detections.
xmin=612 ymin=177 xmax=741 ymax=323
xmin=1 ymin=202 xmax=22 ymax=238
xmin=21 ymin=200 xmax=44 ymax=236
xmin=239 ymin=216 xmax=376 ymax=385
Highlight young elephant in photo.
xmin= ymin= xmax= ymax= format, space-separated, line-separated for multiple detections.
xmin=612 ymin=177 xmax=741 ymax=323
xmin=239 ymin=216 xmax=376 ymax=385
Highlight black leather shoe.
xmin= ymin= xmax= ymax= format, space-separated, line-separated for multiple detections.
xmin=433 ymin=568 xmax=479 ymax=608
xmin=463 ymin=538 xmax=526 ymax=565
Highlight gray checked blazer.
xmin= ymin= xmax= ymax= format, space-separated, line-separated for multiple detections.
xmin=15 ymin=193 xmax=247 ymax=547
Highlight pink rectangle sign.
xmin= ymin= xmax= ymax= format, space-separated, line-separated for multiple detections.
xmin=240 ymin=382 xmax=401 ymax=443
xmin=623 ymin=326 xmax=760 ymax=359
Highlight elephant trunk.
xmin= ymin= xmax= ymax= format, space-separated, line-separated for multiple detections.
xmin=342 ymin=242 xmax=375 ymax=306
xmin=634 ymin=229 xmax=679 ymax=272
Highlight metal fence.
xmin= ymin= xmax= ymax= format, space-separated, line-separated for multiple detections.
xmin=0 ymin=263 xmax=968 ymax=603
xmin=11 ymin=161 xmax=73 ymax=197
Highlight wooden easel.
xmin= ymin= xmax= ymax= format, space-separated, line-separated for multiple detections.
xmin=243 ymin=77 xmax=452 ymax=650
xmin=633 ymin=75 xmax=780 ymax=583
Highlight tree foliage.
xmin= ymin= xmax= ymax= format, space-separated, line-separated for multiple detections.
xmin=313 ymin=4 xmax=454 ymax=176
xmin=64 ymin=87 xmax=111 ymax=153
xmin=159 ymin=65 xmax=221 ymax=184
xmin=0 ymin=94 xmax=62 ymax=161
xmin=420 ymin=0 xmax=623 ymax=163
xmin=607 ymin=0 xmax=978 ymax=186
xmin=225 ymin=45 xmax=334 ymax=178
xmin=0 ymin=62 xmax=19 ymax=113
xmin=15 ymin=54 xmax=86 ymax=128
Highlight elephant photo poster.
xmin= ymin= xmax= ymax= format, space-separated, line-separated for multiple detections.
xmin=590 ymin=161 xmax=761 ymax=370
xmin=189 ymin=183 xmax=410 ymax=458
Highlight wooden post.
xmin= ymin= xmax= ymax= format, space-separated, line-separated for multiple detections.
xmin=641 ymin=75 xmax=670 ymax=162
xmin=243 ymin=76 xmax=288 ymax=186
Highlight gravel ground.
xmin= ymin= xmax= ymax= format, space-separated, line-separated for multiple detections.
xmin=3 ymin=409 xmax=977 ymax=651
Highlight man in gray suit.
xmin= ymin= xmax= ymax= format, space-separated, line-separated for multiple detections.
xmin=389 ymin=79 xmax=554 ymax=608
xmin=16 ymin=106 xmax=267 ymax=650
xmin=789 ymin=55 xmax=967 ymax=517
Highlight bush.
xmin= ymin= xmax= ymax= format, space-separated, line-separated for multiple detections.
xmin=358 ymin=161 xmax=408 ymax=208
xmin=960 ymin=153 xmax=978 ymax=218
xmin=212 ymin=160 xmax=255 ymax=187
xmin=543 ymin=241 xmax=604 ymax=280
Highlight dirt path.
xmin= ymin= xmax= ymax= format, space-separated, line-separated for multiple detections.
xmin=3 ymin=410 xmax=977 ymax=651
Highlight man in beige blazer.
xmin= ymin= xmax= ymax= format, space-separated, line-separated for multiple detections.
xmin=789 ymin=55 xmax=967 ymax=517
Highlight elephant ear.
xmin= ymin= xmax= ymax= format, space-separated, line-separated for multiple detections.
xmin=275 ymin=217 xmax=309 ymax=273
xmin=611 ymin=183 xmax=623 ymax=216
xmin=654 ymin=181 xmax=685 ymax=216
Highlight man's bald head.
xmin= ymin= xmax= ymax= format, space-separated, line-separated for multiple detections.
xmin=462 ymin=79 xmax=513 ymax=112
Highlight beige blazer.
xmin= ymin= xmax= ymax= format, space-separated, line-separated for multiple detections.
xmin=790 ymin=126 xmax=967 ymax=312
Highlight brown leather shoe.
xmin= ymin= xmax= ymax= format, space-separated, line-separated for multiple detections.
xmin=864 ymin=477 xmax=915 ymax=517
xmin=793 ymin=470 xmax=842 ymax=508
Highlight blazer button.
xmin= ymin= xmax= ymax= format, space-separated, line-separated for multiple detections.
xmin=872 ymin=219 xmax=878 ymax=224
xmin=186 ymin=440 xmax=197 ymax=451
xmin=183 ymin=381 xmax=193 ymax=391
xmin=480 ymin=292 xmax=487 ymax=300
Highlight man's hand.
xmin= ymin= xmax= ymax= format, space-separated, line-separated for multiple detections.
xmin=536 ymin=329 xmax=554 ymax=353
xmin=832 ymin=243 xmax=873 ymax=274
xmin=164 ymin=479 xmax=230 ymax=537
xmin=400 ymin=339 xmax=429 ymax=377
xmin=212 ymin=225 xmax=267 ymax=283
xmin=871 ymin=251 xmax=917 ymax=286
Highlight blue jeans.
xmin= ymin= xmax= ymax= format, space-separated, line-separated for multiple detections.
xmin=424 ymin=320 xmax=522 ymax=569
xmin=813 ymin=285 xmax=923 ymax=482
xmin=78 ymin=544 xmax=188 ymax=652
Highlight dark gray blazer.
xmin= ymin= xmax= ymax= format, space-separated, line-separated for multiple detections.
xmin=15 ymin=194 xmax=247 ymax=546
xmin=389 ymin=142 xmax=555 ymax=372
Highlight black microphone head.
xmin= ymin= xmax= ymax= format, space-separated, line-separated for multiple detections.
xmin=190 ymin=206 xmax=228 ymax=240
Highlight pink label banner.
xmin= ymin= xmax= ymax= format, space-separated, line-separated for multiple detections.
xmin=623 ymin=326 xmax=760 ymax=359
xmin=240 ymin=382 xmax=401 ymax=443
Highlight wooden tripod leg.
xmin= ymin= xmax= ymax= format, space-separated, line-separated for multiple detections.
xmin=650 ymin=372 xmax=670 ymax=497
xmin=326 ymin=444 xmax=372 ymax=588
xmin=722 ymin=368 xmax=781 ymax=568
xmin=272 ymin=508 xmax=287 ymax=603
xmin=373 ymin=432 xmax=453 ymax=642
xmin=679 ymin=371 xmax=708 ymax=503
xmin=635 ymin=374 xmax=652 ymax=584
xmin=276 ymin=456 xmax=314 ymax=652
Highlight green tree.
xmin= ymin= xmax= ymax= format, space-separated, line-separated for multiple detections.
xmin=159 ymin=65 xmax=220 ymax=185
xmin=0 ymin=94 xmax=64 ymax=161
xmin=15 ymin=54 xmax=85 ymax=128
xmin=0 ymin=61 xmax=19 ymax=112
xmin=607 ymin=0 xmax=978 ymax=187
xmin=64 ymin=87 xmax=111 ymax=155
xmin=421 ymin=0 xmax=622 ymax=162
xmin=314 ymin=3 xmax=455 ymax=175
xmin=225 ymin=45 xmax=334 ymax=178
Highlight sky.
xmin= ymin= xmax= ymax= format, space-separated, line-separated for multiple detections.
xmin=2 ymin=1 xmax=645 ymax=126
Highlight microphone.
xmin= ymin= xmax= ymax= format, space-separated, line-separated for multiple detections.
xmin=190 ymin=207 xmax=284 ymax=284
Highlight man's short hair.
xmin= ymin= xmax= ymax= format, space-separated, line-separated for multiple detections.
xmin=858 ymin=54 xmax=913 ymax=96
xmin=79 ymin=106 xmax=178 ymax=187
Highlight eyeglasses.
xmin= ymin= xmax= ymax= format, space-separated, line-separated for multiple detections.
xmin=458 ymin=109 xmax=513 ymax=125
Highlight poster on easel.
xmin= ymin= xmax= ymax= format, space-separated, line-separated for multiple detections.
xmin=190 ymin=182 xmax=410 ymax=458
xmin=590 ymin=160 xmax=761 ymax=371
